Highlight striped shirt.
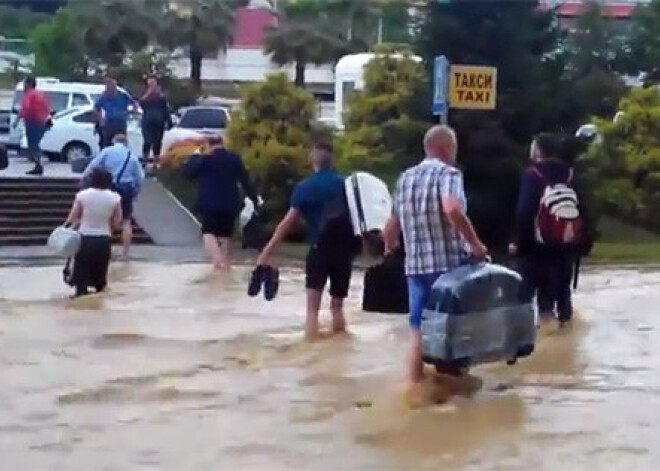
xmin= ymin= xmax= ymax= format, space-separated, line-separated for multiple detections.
xmin=393 ymin=158 xmax=467 ymax=275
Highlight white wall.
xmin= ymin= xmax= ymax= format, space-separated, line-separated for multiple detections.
xmin=171 ymin=48 xmax=335 ymax=86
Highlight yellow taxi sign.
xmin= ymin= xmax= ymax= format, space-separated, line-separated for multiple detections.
xmin=448 ymin=65 xmax=497 ymax=110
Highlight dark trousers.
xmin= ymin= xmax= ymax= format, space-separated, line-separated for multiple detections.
xmin=25 ymin=121 xmax=46 ymax=165
xmin=142 ymin=122 xmax=165 ymax=159
xmin=72 ymin=235 xmax=112 ymax=296
xmin=519 ymin=251 xmax=574 ymax=322
xmin=100 ymin=120 xmax=128 ymax=149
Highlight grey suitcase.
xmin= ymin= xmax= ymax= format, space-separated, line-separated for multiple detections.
xmin=421 ymin=263 xmax=536 ymax=369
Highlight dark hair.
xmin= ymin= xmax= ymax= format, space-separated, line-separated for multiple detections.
xmin=313 ymin=142 xmax=333 ymax=155
xmin=558 ymin=134 xmax=587 ymax=165
xmin=90 ymin=167 xmax=113 ymax=190
xmin=24 ymin=75 xmax=36 ymax=89
xmin=533 ymin=132 xmax=561 ymax=160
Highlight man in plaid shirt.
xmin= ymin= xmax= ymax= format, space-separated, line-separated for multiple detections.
xmin=383 ymin=125 xmax=488 ymax=386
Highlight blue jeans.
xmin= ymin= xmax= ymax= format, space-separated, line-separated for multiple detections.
xmin=25 ymin=121 xmax=46 ymax=164
xmin=407 ymin=272 xmax=444 ymax=329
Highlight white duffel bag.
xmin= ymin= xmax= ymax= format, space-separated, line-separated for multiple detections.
xmin=47 ymin=226 xmax=82 ymax=258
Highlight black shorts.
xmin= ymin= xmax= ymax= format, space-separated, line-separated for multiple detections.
xmin=201 ymin=212 xmax=236 ymax=238
xmin=305 ymin=245 xmax=353 ymax=299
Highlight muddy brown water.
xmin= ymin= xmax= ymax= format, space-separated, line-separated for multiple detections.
xmin=1 ymin=263 xmax=659 ymax=470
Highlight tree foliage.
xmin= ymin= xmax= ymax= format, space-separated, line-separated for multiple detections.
xmin=335 ymin=47 xmax=429 ymax=180
xmin=226 ymin=73 xmax=330 ymax=229
xmin=586 ymin=87 xmax=660 ymax=231
xmin=30 ymin=7 xmax=90 ymax=80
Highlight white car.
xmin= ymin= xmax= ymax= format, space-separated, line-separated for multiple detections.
xmin=20 ymin=106 xmax=143 ymax=162
xmin=161 ymin=106 xmax=229 ymax=153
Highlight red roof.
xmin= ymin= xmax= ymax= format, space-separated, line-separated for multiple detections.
xmin=232 ymin=7 xmax=278 ymax=49
xmin=539 ymin=2 xmax=637 ymax=18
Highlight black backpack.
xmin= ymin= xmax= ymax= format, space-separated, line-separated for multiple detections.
xmin=316 ymin=189 xmax=362 ymax=257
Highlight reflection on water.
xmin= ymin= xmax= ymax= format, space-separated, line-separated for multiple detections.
xmin=1 ymin=263 xmax=660 ymax=470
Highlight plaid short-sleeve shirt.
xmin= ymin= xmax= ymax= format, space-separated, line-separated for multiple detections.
xmin=393 ymin=158 xmax=466 ymax=275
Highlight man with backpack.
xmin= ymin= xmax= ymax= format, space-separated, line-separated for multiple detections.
xmin=511 ymin=133 xmax=594 ymax=326
xmin=256 ymin=143 xmax=357 ymax=340
xmin=81 ymin=134 xmax=145 ymax=260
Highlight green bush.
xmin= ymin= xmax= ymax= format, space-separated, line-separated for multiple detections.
xmin=226 ymin=73 xmax=328 ymax=241
xmin=586 ymin=86 xmax=660 ymax=231
xmin=336 ymin=49 xmax=430 ymax=181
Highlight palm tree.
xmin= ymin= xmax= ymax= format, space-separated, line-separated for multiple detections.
xmin=264 ymin=0 xmax=347 ymax=88
xmin=159 ymin=0 xmax=247 ymax=91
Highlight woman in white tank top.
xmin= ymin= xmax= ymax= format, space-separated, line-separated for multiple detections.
xmin=64 ymin=167 xmax=122 ymax=297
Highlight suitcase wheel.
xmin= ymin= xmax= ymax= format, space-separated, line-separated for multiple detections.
xmin=506 ymin=358 xmax=517 ymax=366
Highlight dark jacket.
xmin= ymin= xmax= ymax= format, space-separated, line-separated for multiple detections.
xmin=513 ymin=159 xmax=594 ymax=257
xmin=184 ymin=148 xmax=258 ymax=216
xmin=139 ymin=92 xmax=172 ymax=129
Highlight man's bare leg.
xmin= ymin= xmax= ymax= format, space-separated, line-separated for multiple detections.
xmin=408 ymin=328 xmax=425 ymax=384
xmin=218 ymin=237 xmax=231 ymax=270
xmin=203 ymin=234 xmax=223 ymax=270
xmin=121 ymin=220 xmax=132 ymax=260
xmin=305 ymin=289 xmax=323 ymax=340
xmin=330 ymin=297 xmax=347 ymax=334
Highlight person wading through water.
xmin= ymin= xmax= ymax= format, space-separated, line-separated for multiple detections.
xmin=383 ymin=125 xmax=489 ymax=389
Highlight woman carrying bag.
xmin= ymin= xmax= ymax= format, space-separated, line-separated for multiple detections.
xmin=64 ymin=167 xmax=122 ymax=297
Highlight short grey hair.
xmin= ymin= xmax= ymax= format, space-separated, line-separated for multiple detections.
xmin=113 ymin=134 xmax=128 ymax=145
xmin=423 ymin=125 xmax=457 ymax=150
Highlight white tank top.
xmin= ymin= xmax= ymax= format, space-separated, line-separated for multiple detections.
xmin=76 ymin=188 xmax=121 ymax=236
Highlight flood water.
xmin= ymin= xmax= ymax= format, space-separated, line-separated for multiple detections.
xmin=1 ymin=263 xmax=659 ymax=470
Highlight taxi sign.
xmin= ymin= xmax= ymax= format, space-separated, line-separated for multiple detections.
xmin=449 ymin=65 xmax=497 ymax=110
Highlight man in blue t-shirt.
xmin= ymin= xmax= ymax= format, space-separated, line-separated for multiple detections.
xmin=94 ymin=77 xmax=135 ymax=149
xmin=257 ymin=143 xmax=353 ymax=340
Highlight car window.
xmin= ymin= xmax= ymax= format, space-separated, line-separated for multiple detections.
xmin=178 ymin=108 xmax=227 ymax=129
xmin=72 ymin=93 xmax=90 ymax=107
xmin=44 ymin=92 xmax=70 ymax=112
xmin=73 ymin=110 xmax=97 ymax=124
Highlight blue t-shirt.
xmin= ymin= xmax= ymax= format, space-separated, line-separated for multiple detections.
xmin=290 ymin=168 xmax=344 ymax=244
xmin=95 ymin=90 xmax=132 ymax=123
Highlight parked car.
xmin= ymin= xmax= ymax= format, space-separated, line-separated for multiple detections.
xmin=161 ymin=106 xmax=229 ymax=154
xmin=19 ymin=106 xmax=143 ymax=162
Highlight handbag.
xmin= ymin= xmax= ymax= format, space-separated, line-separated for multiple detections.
xmin=47 ymin=225 xmax=82 ymax=258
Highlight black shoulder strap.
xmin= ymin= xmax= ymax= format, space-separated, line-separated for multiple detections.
xmin=116 ymin=149 xmax=132 ymax=184
xmin=351 ymin=174 xmax=368 ymax=234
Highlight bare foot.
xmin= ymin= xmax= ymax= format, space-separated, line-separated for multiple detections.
xmin=304 ymin=329 xmax=333 ymax=342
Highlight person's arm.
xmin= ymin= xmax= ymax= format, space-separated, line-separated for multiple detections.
xmin=93 ymin=96 xmax=104 ymax=123
xmin=111 ymin=200 xmax=123 ymax=231
xmin=256 ymin=208 xmax=301 ymax=266
xmin=132 ymin=158 xmax=145 ymax=193
xmin=163 ymin=97 xmax=173 ymax=129
xmin=383 ymin=177 xmax=403 ymax=254
xmin=64 ymin=196 xmax=83 ymax=227
xmin=512 ymin=169 xmax=540 ymax=254
xmin=237 ymin=156 xmax=259 ymax=207
xmin=81 ymin=150 xmax=105 ymax=181
xmin=441 ymin=170 xmax=487 ymax=258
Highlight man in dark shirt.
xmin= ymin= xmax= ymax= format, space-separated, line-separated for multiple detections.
xmin=185 ymin=142 xmax=259 ymax=270
xmin=257 ymin=143 xmax=352 ymax=340
xmin=511 ymin=133 xmax=594 ymax=326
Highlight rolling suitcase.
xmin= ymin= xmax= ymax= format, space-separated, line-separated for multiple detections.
xmin=421 ymin=263 xmax=536 ymax=369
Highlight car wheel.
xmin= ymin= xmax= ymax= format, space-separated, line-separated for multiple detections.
xmin=61 ymin=141 xmax=92 ymax=163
